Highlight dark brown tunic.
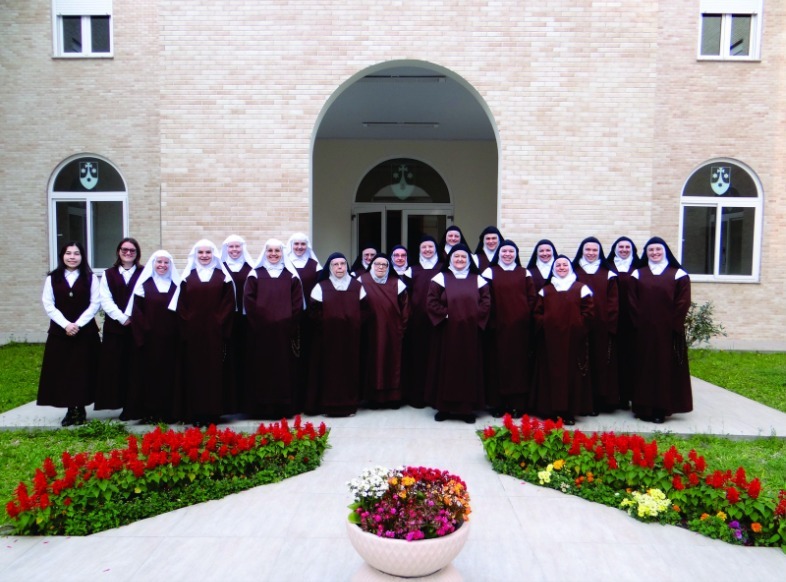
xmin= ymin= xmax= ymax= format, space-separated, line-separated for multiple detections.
xmin=306 ymin=278 xmax=364 ymax=416
xmin=175 ymin=269 xmax=236 ymax=421
xmin=531 ymin=282 xmax=594 ymax=419
xmin=629 ymin=267 xmax=692 ymax=417
xmin=484 ymin=266 xmax=537 ymax=412
xmin=38 ymin=273 xmax=100 ymax=408
xmin=574 ymin=265 xmax=620 ymax=411
xmin=243 ymin=268 xmax=304 ymax=418
xmin=225 ymin=262 xmax=252 ymax=412
xmin=357 ymin=273 xmax=409 ymax=405
xmin=426 ymin=272 xmax=491 ymax=414
xmin=404 ymin=262 xmax=442 ymax=407
xmin=609 ymin=264 xmax=636 ymax=406
xmin=125 ymin=279 xmax=178 ymax=421
xmin=529 ymin=266 xmax=551 ymax=292
xmin=95 ymin=266 xmax=142 ymax=410
xmin=293 ymin=257 xmax=321 ymax=405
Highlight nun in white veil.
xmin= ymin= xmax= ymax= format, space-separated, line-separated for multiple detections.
xmin=220 ymin=234 xmax=255 ymax=408
xmin=171 ymin=239 xmax=236 ymax=426
xmin=124 ymin=250 xmax=181 ymax=422
xmin=243 ymin=238 xmax=305 ymax=419
xmin=531 ymin=255 xmax=594 ymax=425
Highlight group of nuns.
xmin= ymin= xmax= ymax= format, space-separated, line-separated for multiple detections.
xmin=39 ymin=227 xmax=692 ymax=427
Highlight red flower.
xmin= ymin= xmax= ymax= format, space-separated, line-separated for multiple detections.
xmin=502 ymin=413 xmax=514 ymax=430
xmin=482 ymin=427 xmax=496 ymax=439
xmin=747 ymin=478 xmax=761 ymax=500
xmin=533 ymin=429 xmax=545 ymax=445
xmin=607 ymin=457 xmax=618 ymax=470
xmin=672 ymin=475 xmax=685 ymax=491
xmin=734 ymin=467 xmax=748 ymax=488
xmin=43 ymin=457 xmax=58 ymax=479
xmin=318 ymin=422 xmax=327 ymax=437
xmin=6 ymin=502 xmax=20 ymax=519
xmin=688 ymin=472 xmax=700 ymax=487
xmin=726 ymin=486 xmax=741 ymax=504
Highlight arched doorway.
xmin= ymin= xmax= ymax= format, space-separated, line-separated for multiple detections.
xmin=312 ymin=61 xmax=498 ymax=258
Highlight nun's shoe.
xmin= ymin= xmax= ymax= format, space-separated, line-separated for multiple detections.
xmin=434 ymin=411 xmax=449 ymax=422
xmin=652 ymin=416 xmax=665 ymax=424
xmin=75 ymin=406 xmax=87 ymax=424
xmin=61 ymin=408 xmax=79 ymax=427
xmin=562 ymin=416 xmax=575 ymax=426
xmin=462 ymin=414 xmax=476 ymax=424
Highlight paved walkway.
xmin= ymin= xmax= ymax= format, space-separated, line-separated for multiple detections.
xmin=1 ymin=378 xmax=785 ymax=581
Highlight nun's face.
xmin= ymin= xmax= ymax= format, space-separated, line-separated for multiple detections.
xmin=484 ymin=233 xmax=499 ymax=251
xmin=362 ymin=248 xmax=376 ymax=264
xmin=553 ymin=258 xmax=571 ymax=278
xmin=330 ymin=258 xmax=348 ymax=278
xmin=647 ymin=244 xmax=665 ymax=263
xmin=537 ymin=244 xmax=553 ymax=262
xmin=197 ymin=247 xmax=213 ymax=265
xmin=615 ymin=240 xmax=632 ymax=260
xmin=499 ymin=245 xmax=517 ymax=266
xmin=63 ymin=245 xmax=82 ymax=271
xmin=451 ymin=250 xmax=469 ymax=270
xmin=292 ymin=240 xmax=308 ymax=257
xmin=372 ymin=258 xmax=389 ymax=278
xmin=226 ymin=242 xmax=243 ymax=260
xmin=391 ymin=249 xmax=407 ymax=267
xmin=445 ymin=230 xmax=461 ymax=245
xmin=266 ymin=245 xmax=283 ymax=264
xmin=154 ymin=256 xmax=171 ymax=275
xmin=583 ymin=242 xmax=600 ymax=263
xmin=420 ymin=241 xmax=436 ymax=259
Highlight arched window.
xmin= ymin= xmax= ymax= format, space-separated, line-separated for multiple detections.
xmin=48 ymin=154 xmax=128 ymax=270
xmin=679 ymin=159 xmax=762 ymax=282
xmin=353 ymin=158 xmax=453 ymax=253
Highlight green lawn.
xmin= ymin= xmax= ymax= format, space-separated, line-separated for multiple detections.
xmin=690 ymin=349 xmax=786 ymax=414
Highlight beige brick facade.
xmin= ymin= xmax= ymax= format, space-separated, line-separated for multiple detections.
xmin=2 ymin=1 xmax=784 ymax=347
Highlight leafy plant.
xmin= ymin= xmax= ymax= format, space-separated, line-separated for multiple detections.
xmin=685 ymin=301 xmax=727 ymax=347
xmin=5 ymin=416 xmax=330 ymax=535
xmin=479 ymin=414 xmax=786 ymax=550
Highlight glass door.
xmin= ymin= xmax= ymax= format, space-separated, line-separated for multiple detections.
xmin=353 ymin=205 xmax=453 ymax=256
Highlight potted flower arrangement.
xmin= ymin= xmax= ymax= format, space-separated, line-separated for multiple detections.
xmin=346 ymin=465 xmax=471 ymax=577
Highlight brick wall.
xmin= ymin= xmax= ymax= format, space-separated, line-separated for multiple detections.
xmin=2 ymin=0 xmax=784 ymax=345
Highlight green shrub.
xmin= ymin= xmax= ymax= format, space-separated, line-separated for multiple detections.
xmin=685 ymin=301 xmax=727 ymax=347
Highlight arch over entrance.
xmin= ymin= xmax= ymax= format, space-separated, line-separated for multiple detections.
xmin=312 ymin=60 xmax=498 ymax=258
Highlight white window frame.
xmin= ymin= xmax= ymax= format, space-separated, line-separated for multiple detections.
xmin=678 ymin=159 xmax=763 ymax=283
xmin=48 ymin=155 xmax=129 ymax=272
xmin=52 ymin=0 xmax=113 ymax=58
xmin=697 ymin=0 xmax=763 ymax=61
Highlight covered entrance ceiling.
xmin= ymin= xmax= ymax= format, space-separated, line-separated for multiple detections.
xmin=316 ymin=65 xmax=495 ymax=141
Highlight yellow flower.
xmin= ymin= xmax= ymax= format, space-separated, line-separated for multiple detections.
xmin=402 ymin=476 xmax=415 ymax=487
xmin=553 ymin=459 xmax=565 ymax=470
xmin=398 ymin=491 xmax=407 ymax=499
xmin=716 ymin=511 xmax=727 ymax=521
xmin=389 ymin=477 xmax=398 ymax=486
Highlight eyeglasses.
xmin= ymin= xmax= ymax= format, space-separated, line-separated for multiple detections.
xmin=120 ymin=248 xmax=137 ymax=254
xmin=372 ymin=262 xmax=389 ymax=267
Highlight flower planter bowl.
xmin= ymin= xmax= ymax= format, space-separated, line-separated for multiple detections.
xmin=346 ymin=520 xmax=470 ymax=578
